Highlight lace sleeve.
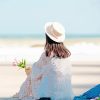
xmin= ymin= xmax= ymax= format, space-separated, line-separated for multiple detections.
xmin=18 ymin=74 xmax=32 ymax=99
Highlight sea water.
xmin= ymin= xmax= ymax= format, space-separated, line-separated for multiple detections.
xmin=0 ymin=33 xmax=100 ymax=39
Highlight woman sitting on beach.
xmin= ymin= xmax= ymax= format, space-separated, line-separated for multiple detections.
xmin=13 ymin=22 xmax=73 ymax=100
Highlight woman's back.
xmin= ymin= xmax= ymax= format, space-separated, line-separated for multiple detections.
xmin=37 ymin=55 xmax=73 ymax=100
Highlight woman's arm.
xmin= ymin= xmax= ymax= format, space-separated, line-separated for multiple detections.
xmin=31 ymin=52 xmax=49 ymax=99
xmin=18 ymin=73 xmax=32 ymax=99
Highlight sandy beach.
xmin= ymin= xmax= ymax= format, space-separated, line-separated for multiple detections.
xmin=0 ymin=37 xmax=100 ymax=47
xmin=0 ymin=38 xmax=100 ymax=100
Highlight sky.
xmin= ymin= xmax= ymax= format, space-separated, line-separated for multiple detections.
xmin=0 ymin=0 xmax=100 ymax=36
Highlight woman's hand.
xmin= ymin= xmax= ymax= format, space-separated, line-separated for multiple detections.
xmin=25 ymin=67 xmax=32 ymax=76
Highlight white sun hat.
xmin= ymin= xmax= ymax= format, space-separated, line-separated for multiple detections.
xmin=45 ymin=22 xmax=65 ymax=42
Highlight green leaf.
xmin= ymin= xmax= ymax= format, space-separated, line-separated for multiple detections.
xmin=17 ymin=59 xmax=26 ymax=69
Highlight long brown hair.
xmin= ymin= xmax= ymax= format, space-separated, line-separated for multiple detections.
xmin=45 ymin=34 xmax=71 ymax=58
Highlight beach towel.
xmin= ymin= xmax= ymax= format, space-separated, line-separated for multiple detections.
xmin=74 ymin=84 xmax=100 ymax=100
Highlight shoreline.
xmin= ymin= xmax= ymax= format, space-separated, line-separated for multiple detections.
xmin=0 ymin=37 xmax=100 ymax=47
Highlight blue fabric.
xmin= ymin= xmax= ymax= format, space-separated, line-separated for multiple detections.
xmin=74 ymin=96 xmax=88 ymax=100
xmin=74 ymin=84 xmax=100 ymax=100
xmin=82 ymin=84 xmax=100 ymax=99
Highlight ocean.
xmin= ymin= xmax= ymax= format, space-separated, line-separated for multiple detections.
xmin=0 ymin=33 xmax=100 ymax=39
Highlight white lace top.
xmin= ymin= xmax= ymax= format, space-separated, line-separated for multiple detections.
xmin=18 ymin=52 xmax=73 ymax=100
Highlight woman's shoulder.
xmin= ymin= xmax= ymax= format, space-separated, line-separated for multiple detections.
xmin=32 ymin=52 xmax=51 ymax=68
xmin=50 ymin=57 xmax=72 ymax=74
xmin=51 ymin=57 xmax=72 ymax=67
xmin=52 ymin=57 xmax=71 ymax=62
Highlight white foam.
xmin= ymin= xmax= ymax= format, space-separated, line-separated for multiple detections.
xmin=0 ymin=43 xmax=100 ymax=65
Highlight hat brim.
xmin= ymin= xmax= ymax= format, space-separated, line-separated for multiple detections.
xmin=45 ymin=22 xmax=65 ymax=42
